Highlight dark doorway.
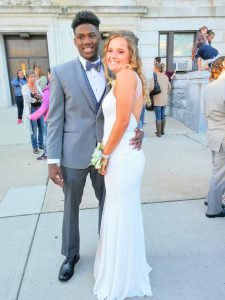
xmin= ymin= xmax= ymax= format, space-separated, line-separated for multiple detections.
xmin=4 ymin=35 xmax=49 ymax=104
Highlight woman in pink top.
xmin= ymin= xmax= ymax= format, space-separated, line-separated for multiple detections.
xmin=30 ymin=69 xmax=51 ymax=160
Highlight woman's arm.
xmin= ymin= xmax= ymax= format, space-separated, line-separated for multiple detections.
xmin=103 ymin=69 xmax=137 ymax=156
xmin=29 ymin=90 xmax=49 ymax=121
xmin=11 ymin=79 xmax=20 ymax=87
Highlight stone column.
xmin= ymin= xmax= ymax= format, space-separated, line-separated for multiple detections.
xmin=47 ymin=21 xmax=78 ymax=68
xmin=0 ymin=34 xmax=11 ymax=107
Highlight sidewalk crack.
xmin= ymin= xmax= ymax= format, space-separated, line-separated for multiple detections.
xmin=16 ymin=185 xmax=48 ymax=300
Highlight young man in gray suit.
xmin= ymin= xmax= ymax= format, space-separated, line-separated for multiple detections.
xmin=47 ymin=11 xmax=142 ymax=282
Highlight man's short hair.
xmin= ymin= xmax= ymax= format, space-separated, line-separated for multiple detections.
xmin=207 ymin=30 xmax=215 ymax=36
xmin=154 ymin=56 xmax=161 ymax=63
xmin=71 ymin=11 xmax=100 ymax=32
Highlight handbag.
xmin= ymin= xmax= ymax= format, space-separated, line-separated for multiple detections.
xmin=146 ymin=97 xmax=154 ymax=111
xmin=151 ymin=72 xmax=161 ymax=96
xmin=146 ymin=73 xmax=161 ymax=111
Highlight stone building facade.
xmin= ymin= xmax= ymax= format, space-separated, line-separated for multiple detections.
xmin=0 ymin=0 xmax=225 ymax=108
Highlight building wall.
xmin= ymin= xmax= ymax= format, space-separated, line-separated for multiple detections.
xmin=0 ymin=0 xmax=225 ymax=106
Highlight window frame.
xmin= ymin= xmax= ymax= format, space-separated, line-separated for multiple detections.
xmin=159 ymin=30 xmax=197 ymax=71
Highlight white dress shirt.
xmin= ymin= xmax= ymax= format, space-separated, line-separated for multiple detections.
xmin=48 ymin=56 xmax=106 ymax=165
xmin=79 ymin=55 xmax=106 ymax=101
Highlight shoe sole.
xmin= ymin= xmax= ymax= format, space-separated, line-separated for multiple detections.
xmin=37 ymin=156 xmax=47 ymax=160
xmin=205 ymin=213 xmax=225 ymax=218
xmin=58 ymin=255 xmax=80 ymax=282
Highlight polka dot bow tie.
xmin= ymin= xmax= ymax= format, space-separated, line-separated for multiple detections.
xmin=86 ymin=61 xmax=101 ymax=72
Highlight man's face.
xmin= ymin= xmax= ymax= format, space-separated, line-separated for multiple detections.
xmin=208 ymin=34 xmax=214 ymax=42
xmin=74 ymin=23 xmax=100 ymax=62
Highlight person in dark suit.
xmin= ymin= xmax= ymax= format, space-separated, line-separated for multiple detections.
xmin=47 ymin=10 xmax=143 ymax=282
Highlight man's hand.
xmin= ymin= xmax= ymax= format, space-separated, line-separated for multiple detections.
xmin=48 ymin=164 xmax=64 ymax=187
xmin=129 ymin=128 xmax=144 ymax=150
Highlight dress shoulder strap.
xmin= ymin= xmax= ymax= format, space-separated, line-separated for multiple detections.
xmin=134 ymin=72 xmax=142 ymax=100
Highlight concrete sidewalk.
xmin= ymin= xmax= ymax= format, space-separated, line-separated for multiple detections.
xmin=0 ymin=107 xmax=225 ymax=300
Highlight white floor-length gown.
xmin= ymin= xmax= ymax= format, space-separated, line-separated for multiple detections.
xmin=94 ymin=74 xmax=152 ymax=300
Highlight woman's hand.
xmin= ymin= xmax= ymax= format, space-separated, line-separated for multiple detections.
xmin=98 ymin=157 xmax=109 ymax=176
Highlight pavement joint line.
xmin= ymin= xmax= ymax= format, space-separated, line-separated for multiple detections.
xmin=15 ymin=185 xmax=48 ymax=300
xmin=183 ymin=133 xmax=208 ymax=148
xmin=0 ymin=142 xmax=29 ymax=147
xmin=142 ymin=197 xmax=205 ymax=205
xmin=0 ymin=197 xmax=206 ymax=220
xmin=145 ymin=132 xmax=193 ymax=139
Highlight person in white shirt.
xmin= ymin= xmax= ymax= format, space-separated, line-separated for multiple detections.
xmin=203 ymin=56 xmax=225 ymax=218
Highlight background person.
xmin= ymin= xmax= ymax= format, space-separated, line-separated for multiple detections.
xmin=192 ymin=25 xmax=208 ymax=71
xmin=22 ymin=70 xmax=44 ymax=154
xmin=149 ymin=63 xmax=171 ymax=137
xmin=207 ymin=30 xmax=215 ymax=44
xmin=34 ymin=65 xmax=48 ymax=91
xmin=154 ymin=56 xmax=175 ymax=82
xmin=29 ymin=69 xmax=51 ymax=160
xmin=203 ymin=56 xmax=225 ymax=218
xmin=11 ymin=70 xmax=27 ymax=124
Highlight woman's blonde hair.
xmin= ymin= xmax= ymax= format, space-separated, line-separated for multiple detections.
xmin=34 ymin=66 xmax=45 ymax=77
xmin=103 ymin=31 xmax=148 ymax=100
xmin=210 ymin=56 xmax=225 ymax=81
xmin=154 ymin=62 xmax=165 ymax=73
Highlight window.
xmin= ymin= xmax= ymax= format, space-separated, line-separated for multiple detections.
xmin=159 ymin=33 xmax=168 ymax=67
xmin=174 ymin=33 xmax=194 ymax=56
xmin=159 ymin=31 xmax=196 ymax=72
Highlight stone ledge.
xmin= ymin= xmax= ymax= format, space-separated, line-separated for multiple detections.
xmin=0 ymin=5 xmax=148 ymax=16
xmin=174 ymin=71 xmax=210 ymax=80
xmin=145 ymin=7 xmax=225 ymax=18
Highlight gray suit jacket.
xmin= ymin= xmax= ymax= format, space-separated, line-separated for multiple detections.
xmin=203 ymin=71 xmax=225 ymax=152
xmin=47 ymin=58 xmax=109 ymax=169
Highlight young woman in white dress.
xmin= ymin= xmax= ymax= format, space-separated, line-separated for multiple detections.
xmin=93 ymin=31 xmax=152 ymax=300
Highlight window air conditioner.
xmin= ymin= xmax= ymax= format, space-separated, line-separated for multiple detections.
xmin=173 ymin=61 xmax=189 ymax=71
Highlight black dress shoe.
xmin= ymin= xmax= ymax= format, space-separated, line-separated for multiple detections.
xmin=206 ymin=209 xmax=225 ymax=218
xmin=204 ymin=201 xmax=225 ymax=209
xmin=58 ymin=254 xmax=80 ymax=282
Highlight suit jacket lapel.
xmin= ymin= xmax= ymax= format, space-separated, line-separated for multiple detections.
xmin=72 ymin=59 xmax=96 ymax=113
xmin=96 ymin=83 xmax=111 ymax=118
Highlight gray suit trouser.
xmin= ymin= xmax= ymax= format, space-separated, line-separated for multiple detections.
xmin=206 ymin=149 xmax=225 ymax=215
xmin=61 ymin=165 xmax=105 ymax=257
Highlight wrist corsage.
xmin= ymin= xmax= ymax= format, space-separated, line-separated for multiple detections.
xmin=90 ymin=143 xmax=104 ymax=170
xmin=90 ymin=143 xmax=110 ymax=170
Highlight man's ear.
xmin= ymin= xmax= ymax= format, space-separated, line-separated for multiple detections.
xmin=74 ymin=37 xmax=77 ymax=47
